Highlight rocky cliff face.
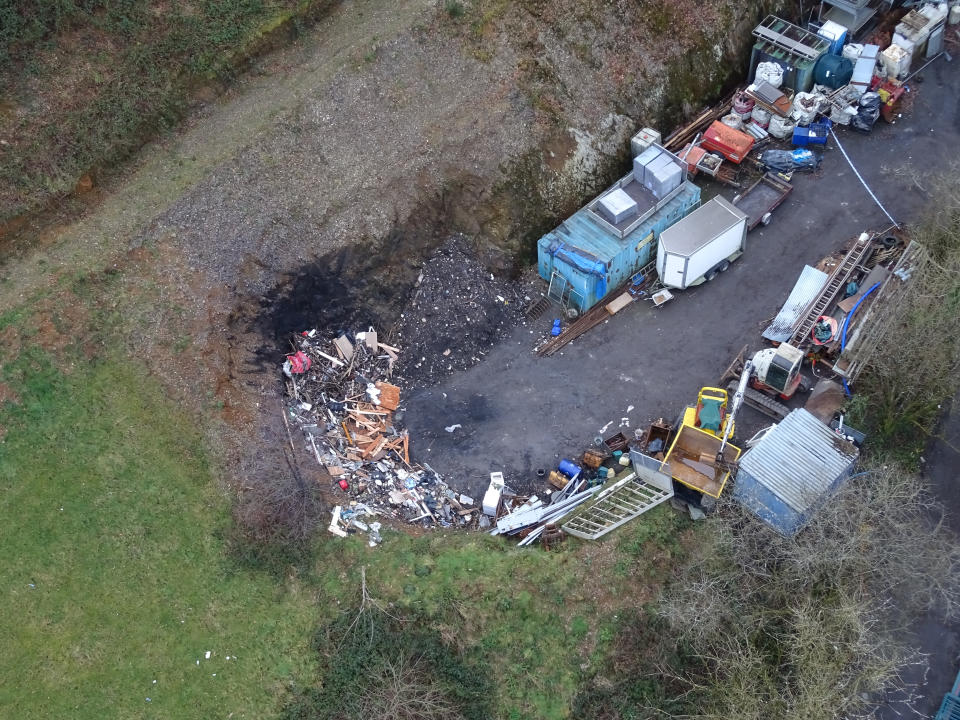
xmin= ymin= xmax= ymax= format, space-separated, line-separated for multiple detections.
xmin=430 ymin=0 xmax=790 ymax=264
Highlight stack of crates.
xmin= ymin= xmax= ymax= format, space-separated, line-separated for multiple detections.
xmin=936 ymin=667 xmax=960 ymax=720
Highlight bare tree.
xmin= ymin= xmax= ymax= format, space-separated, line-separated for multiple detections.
xmin=656 ymin=466 xmax=960 ymax=720
xmin=356 ymin=653 xmax=465 ymax=720
xmin=853 ymin=168 xmax=960 ymax=444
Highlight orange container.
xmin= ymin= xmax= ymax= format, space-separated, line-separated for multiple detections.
xmin=701 ymin=121 xmax=755 ymax=164
xmin=680 ymin=143 xmax=707 ymax=173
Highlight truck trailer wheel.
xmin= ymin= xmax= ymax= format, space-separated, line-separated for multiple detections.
xmin=704 ymin=269 xmax=718 ymax=282
xmin=717 ymin=260 xmax=731 ymax=272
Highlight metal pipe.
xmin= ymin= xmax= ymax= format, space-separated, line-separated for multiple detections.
xmin=903 ymin=52 xmax=946 ymax=83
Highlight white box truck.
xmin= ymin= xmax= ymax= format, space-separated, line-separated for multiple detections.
xmin=656 ymin=196 xmax=747 ymax=290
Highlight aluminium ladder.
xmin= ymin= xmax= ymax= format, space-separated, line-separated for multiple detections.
xmin=562 ymin=467 xmax=673 ymax=540
xmin=788 ymin=233 xmax=872 ymax=347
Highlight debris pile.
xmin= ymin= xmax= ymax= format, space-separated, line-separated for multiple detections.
xmin=490 ymin=476 xmax=601 ymax=546
xmin=281 ymin=327 xmax=479 ymax=539
xmin=391 ymin=234 xmax=537 ymax=387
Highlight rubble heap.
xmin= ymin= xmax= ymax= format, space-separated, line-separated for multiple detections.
xmin=281 ymin=327 xmax=479 ymax=541
xmin=391 ymin=234 xmax=536 ymax=387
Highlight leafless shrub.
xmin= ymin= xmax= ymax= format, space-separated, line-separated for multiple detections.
xmin=357 ymin=653 xmax=464 ymax=720
xmin=853 ymin=169 xmax=960 ymax=445
xmin=657 ymin=466 xmax=960 ymax=720
xmin=234 ymin=446 xmax=322 ymax=547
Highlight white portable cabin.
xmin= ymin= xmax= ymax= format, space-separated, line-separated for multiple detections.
xmin=656 ymin=196 xmax=748 ymax=290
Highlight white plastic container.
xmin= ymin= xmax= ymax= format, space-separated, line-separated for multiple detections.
xmin=881 ymin=44 xmax=911 ymax=79
xmin=842 ymin=43 xmax=864 ymax=60
xmin=721 ymin=113 xmax=744 ymax=130
xmin=791 ymin=92 xmax=821 ymax=124
xmin=751 ymin=107 xmax=771 ymax=129
xmin=630 ymin=127 xmax=661 ymax=157
xmin=482 ymin=472 xmax=505 ymax=516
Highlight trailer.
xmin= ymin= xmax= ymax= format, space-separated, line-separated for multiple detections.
xmin=656 ymin=196 xmax=748 ymax=290
xmin=732 ymin=172 xmax=792 ymax=231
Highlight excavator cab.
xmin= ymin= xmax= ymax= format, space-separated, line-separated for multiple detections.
xmin=756 ymin=344 xmax=804 ymax=398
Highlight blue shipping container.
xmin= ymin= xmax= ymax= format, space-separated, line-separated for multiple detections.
xmin=537 ymin=180 xmax=700 ymax=312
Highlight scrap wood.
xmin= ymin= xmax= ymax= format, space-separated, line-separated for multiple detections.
xmin=663 ymin=90 xmax=735 ymax=151
xmin=374 ymin=381 xmax=401 ymax=411
xmin=348 ymin=407 xmax=390 ymax=416
xmin=282 ymin=327 xmax=470 ymax=530
xmin=328 ymin=506 xmax=348 ymax=537
xmin=314 ymin=349 xmax=345 ymax=367
xmin=604 ymin=292 xmax=634 ymax=315
xmin=333 ymin=335 xmax=354 ymax=361
xmin=537 ymin=275 xmax=642 ymax=356
xmin=363 ymin=436 xmax=388 ymax=459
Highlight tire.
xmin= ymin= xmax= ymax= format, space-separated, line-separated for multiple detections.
xmin=704 ymin=270 xmax=718 ymax=282
xmin=718 ymin=260 xmax=731 ymax=272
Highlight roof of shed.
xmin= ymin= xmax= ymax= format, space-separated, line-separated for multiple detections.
xmin=737 ymin=408 xmax=858 ymax=514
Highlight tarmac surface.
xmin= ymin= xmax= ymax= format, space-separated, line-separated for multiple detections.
xmin=406 ymin=56 xmax=960 ymax=499
xmin=405 ymin=53 xmax=960 ymax=717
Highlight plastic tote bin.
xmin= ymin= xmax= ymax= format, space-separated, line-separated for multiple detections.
xmin=792 ymin=121 xmax=831 ymax=147
xmin=818 ymin=20 xmax=847 ymax=55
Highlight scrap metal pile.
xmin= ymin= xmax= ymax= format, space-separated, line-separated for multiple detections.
xmin=281 ymin=328 xmax=479 ymax=539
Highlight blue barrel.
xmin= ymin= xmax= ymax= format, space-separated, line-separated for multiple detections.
xmin=558 ymin=459 xmax=581 ymax=478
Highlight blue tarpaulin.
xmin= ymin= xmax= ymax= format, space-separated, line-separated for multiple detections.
xmin=547 ymin=241 xmax=608 ymax=299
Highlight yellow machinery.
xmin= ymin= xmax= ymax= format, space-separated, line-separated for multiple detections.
xmin=680 ymin=386 xmax=735 ymax=439
xmin=661 ymin=386 xmax=742 ymax=498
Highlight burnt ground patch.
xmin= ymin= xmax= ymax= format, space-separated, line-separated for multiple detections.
xmin=235 ymin=229 xmax=539 ymax=389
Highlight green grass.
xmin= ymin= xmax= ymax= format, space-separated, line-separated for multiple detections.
xmin=309 ymin=503 xmax=690 ymax=719
xmin=0 ymin=302 xmax=691 ymax=719
xmin=0 ymin=0 xmax=339 ymax=223
xmin=0 ymin=347 xmax=318 ymax=719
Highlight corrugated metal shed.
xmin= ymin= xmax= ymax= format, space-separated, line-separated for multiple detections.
xmin=733 ymin=408 xmax=858 ymax=536
xmin=762 ymin=264 xmax=828 ymax=342
xmin=537 ymin=181 xmax=700 ymax=310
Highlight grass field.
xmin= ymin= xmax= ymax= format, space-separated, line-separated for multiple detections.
xmin=0 ymin=345 xmax=319 ymax=719
xmin=0 ymin=303 xmax=692 ymax=718
xmin=0 ymin=0 xmax=338 ymax=224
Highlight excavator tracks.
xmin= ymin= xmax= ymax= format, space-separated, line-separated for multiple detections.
xmin=726 ymin=381 xmax=790 ymax=420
